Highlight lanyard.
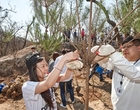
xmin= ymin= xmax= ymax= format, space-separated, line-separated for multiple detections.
xmin=134 ymin=58 xmax=140 ymax=65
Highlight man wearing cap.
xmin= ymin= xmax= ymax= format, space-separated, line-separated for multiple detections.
xmin=91 ymin=36 xmax=140 ymax=110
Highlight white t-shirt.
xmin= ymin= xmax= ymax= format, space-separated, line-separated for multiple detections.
xmin=54 ymin=55 xmax=73 ymax=82
xmin=22 ymin=81 xmax=57 ymax=110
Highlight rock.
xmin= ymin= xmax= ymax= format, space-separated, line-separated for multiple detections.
xmin=2 ymin=75 xmax=27 ymax=100
xmin=0 ymin=46 xmax=34 ymax=76
xmin=2 ymin=85 xmax=9 ymax=95
xmin=76 ymin=86 xmax=81 ymax=93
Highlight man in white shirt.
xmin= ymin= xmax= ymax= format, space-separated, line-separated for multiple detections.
xmin=91 ymin=36 xmax=140 ymax=110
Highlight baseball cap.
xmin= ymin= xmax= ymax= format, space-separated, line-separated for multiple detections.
xmin=122 ymin=36 xmax=140 ymax=45
xmin=26 ymin=53 xmax=43 ymax=70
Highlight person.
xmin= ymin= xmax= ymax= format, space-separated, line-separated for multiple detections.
xmin=81 ymin=28 xmax=85 ymax=41
xmin=89 ymin=63 xmax=102 ymax=86
xmin=63 ymin=28 xmax=67 ymax=43
xmin=91 ymin=32 xmax=96 ymax=45
xmin=73 ymin=29 xmax=78 ymax=42
xmin=91 ymin=36 xmax=140 ymax=110
xmin=31 ymin=46 xmax=38 ymax=54
xmin=89 ymin=63 xmax=112 ymax=84
xmin=22 ymin=51 xmax=79 ymax=110
xmin=66 ymin=29 xmax=71 ymax=42
xmin=105 ymin=69 xmax=113 ymax=79
xmin=100 ymin=31 xmax=104 ymax=42
xmin=89 ymin=63 xmax=104 ymax=82
xmin=48 ymin=52 xmax=60 ymax=88
xmin=54 ymin=49 xmax=75 ymax=108
xmin=48 ymin=52 xmax=60 ymax=73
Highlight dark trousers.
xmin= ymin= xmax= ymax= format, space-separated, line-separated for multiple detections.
xmin=89 ymin=72 xmax=103 ymax=81
xmin=59 ymin=79 xmax=74 ymax=106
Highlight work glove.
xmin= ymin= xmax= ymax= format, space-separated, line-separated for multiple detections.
xmin=66 ymin=59 xmax=83 ymax=70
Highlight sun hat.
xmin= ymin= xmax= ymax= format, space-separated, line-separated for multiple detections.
xmin=91 ymin=45 xmax=115 ymax=56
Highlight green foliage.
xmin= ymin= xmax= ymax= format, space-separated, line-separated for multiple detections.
xmin=0 ymin=6 xmax=11 ymax=42
xmin=84 ymin=1 xmax=106 ymax=33
xmin=29 ymin=0 xmax=65 ymax=53
xmin=1 ymin=20 xmax=16 ymax=43
xmin=0 ymin=7 xmax=8 ymax=24
xmin=32 ymin=0 xmax=46 ymax=26
xmin=2 ymin=31 xmax=13 ymax=42
xmin=42 ymin=33 xmax=63 ymax=53
xmin=133 ymin=18 xmax=140 ymax=32
xmin=111 ymin=0 xmax=140 ymax=35
xmin=29 ymin=20 xmax=63 ymax=54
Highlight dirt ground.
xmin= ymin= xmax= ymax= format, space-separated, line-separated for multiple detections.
xmin=0 ymin=70 xmax=113 ymax=110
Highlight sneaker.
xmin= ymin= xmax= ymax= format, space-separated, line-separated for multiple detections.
xmin=72 ymin=100 xmax=75 ymax=104
xmin=60 ymin=103 xmax=66 ymax=109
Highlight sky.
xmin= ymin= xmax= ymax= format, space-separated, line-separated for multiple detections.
xmin=1 ymin=0 xmax=114 ymax=39
xmin=1 ymin=0 xmax=113 ymax=24
xmin=1 ymin=0 xmax=33 ymax=24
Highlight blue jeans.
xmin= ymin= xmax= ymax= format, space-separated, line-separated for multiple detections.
xmin=59 ymin=79 xmax=74 ymax=106
xmin=99 ymin=73 xmax=103 ymax=80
